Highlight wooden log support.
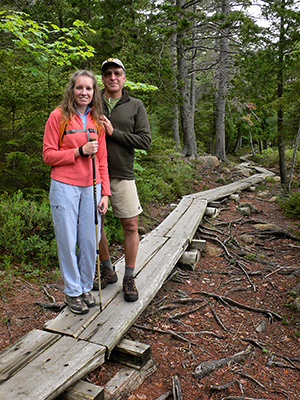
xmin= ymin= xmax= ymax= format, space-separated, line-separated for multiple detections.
xmin=110 ymin=338 xmax=151 ymax=369
xmin=104 ymin=358 xmax=157 ymax=400
xmin=56 ymin=380 xmax=104 ymax=400
xmin=189 ymin=239 xmax=206 ymax=252
xmin=229 ymin=193 xmax=240 ymax=201
xmin=204 ymin=207 xmax=219 ymax=218
xmin=178 ymin=249 xmax=200 ymax=270
xmin=208 ymin=201 xmax=222 ymax=208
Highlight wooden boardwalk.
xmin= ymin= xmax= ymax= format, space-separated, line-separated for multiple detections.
xmin=0 ymin=165 xmax=274 ymax=400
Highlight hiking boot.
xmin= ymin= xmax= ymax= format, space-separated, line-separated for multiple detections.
xmin=81 ymin=291 xmax=96 ymax=308
xmin=93 ymin=267 xmax=118 ymax=290
xmin=123 ymin=276 xmax=138 ymax=302
xmin=65 ymin=294 xmax=89 ymax=314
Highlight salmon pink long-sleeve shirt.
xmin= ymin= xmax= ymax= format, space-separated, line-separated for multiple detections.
xmin=43 ymin=107 xmax=111 ymax=196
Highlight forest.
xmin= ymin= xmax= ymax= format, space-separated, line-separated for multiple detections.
xmin=0 ymin=0 xmax=300 ymax=271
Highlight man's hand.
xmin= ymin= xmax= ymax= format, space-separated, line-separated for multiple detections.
xmin=98 ymin=195 xmax=109 ymax=215
xmin=99 ymin=115 xmax=113 ymax=136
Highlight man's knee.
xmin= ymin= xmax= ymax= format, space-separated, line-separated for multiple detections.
xmin=121 ymin=216 xmax=138 ymax=234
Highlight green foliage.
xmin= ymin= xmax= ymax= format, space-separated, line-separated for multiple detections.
xmin=252 ymin=148 xmax=300 ymax=170
xmin=278 ymin=192 xmax=300 ymax=220
xmin=0 ymin=191 xmax=57 ymax=269
xmin=103 ymin=208 xmax=124 ymax=248
xmin=135 ymin=136 xmax=197 ymax=206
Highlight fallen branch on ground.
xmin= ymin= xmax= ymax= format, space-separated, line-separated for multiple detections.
xmin=35 ymin=301 xmax=65 ymax=312
xmin=153 ymin=391 xmax=172 ymax=400
xmin=172 ymin=375 xmax=183 ymax=400
xmin=194 ymin=346 xmax=252 ymax=380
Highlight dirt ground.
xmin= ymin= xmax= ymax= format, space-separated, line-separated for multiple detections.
xmin=1 ymin=160 xmax=300 ymax=400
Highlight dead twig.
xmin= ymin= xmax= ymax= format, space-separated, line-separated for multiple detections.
xmin=210 ymin=380 xmax=238 ymax=391
xmin=235 ymin=370 xmax=266 ymax=389
xmin=42 ymin=285 xmax=56 ymax=303
xmin=168 ymin=301 xmax=208 ymax=321
xmin=198 ymin=231 xmax=256 ymax=291
xmin=266 ymin=354 xmax=300 ymax=370
xmin=210 ymin=304 xmax=229 ymax=332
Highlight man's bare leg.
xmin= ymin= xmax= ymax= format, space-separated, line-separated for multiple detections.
xmin=120 ymin=216 xmax=139 ymax=302
xmin=120 ymin=216 xmax=139 ymax=268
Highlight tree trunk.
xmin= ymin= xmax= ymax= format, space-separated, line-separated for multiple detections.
xmin=286 ymin=117 xmax=300 ymax=193
xmin=171 ymin=32 xmax=180 ymax=144
xmin=176 ymin=0 xmax=198 ymax=158
xmin=277 ymin=3 xmax=287 ymax=186
xmin=214 ymin=0 xmax=230 ymax=161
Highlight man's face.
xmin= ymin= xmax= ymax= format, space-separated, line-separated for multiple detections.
xmin=102 ymin=66 xmax=126 ymax=97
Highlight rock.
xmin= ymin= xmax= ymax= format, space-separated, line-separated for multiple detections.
xmin=290 ymin=282 xmax=300 ymax=295
xmin=238 ymin=206 xmax=251 ymax=216
xmin=269 ymin=196 xmax=278 ymax=202
xmin=240 ymin=234 xmax=253 ymax=244
xmin=238 ymin=202 xmax=259 ymax=213
xmin=237 ymin=202 xmax=259 ymax=216
xmin=198 ymin=156 xmax=220 ymax=169
xmin=255 ymin=319 xmax=267 ymax=333
xmin=293 ymin=296 xmax=300 ymax=314
xmin=253 ymin=223 xmax=280 ymax=231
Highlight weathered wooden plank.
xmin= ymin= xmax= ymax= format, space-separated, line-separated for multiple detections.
xmin=113 ymin=235 xmax=168 ymax=275
xmin=56 ymin=380 xmax=104 ymax=400
xmin=110 ymin=338 xmax=151 ymax=369
xmin=79 ymin=237 xmax=187 ymax=354
xmin=148 ymin=197 xmax=194 ymax=237
xmin=187 ymin=175 xmax=266 ymax=202
xmin=0 ymin=329 xmax=60 ymax=383
xmin=165 ymin=198 xmax=207 ymax=240
xmin=104 ymin=359 xmax=157 ymax=400
xmin=0 ymin=336 xmax=106 ymax=400
xmin=44 ymin=301 xmax=101 ymax=338
xmin=44 ymin=236 xmax=167 ymax=338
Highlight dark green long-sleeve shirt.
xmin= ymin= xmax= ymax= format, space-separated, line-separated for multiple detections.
xmin=101 ymin=89 xmax=151 ymax=180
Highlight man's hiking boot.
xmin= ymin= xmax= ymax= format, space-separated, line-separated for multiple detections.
xmin=123 ymin=276 xmax=138 ymax=302
xmin=93 ymin=266 xmax=118 ymax=290
xmin=65 ymin=294 xmax=89 ymax=314
xmin=81 ymin=291 xmax=96 ymax=308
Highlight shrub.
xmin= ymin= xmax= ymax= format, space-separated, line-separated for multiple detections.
xmin=278 ymin=192 xmax=300 ymax=220
xmin=0 ymin=191 xmax=57 ymax=269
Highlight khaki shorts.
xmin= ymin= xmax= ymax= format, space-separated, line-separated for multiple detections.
xmin=109 ymin=179 xmax=143 ymax=218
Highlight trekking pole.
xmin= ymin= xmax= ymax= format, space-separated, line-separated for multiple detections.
xmin=91 ymin=138 xmax=102 ymax=312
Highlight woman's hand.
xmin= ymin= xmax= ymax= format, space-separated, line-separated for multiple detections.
xmin=98 ymin=195 xmax=109 ymax=215
xmin=82 ymin=140 xmax=98 ymax=155
xmin=99 ymin=115 xmax=113 ymax=136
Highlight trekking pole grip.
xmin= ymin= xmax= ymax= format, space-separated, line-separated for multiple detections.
xmin=90 ymin=137 xmax=97 ymax=159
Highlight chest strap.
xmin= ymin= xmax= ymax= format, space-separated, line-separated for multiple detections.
xmin=63 ymin=128 xmax=98 ymax=143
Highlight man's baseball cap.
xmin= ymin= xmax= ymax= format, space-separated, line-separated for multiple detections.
xmin=101 ymin=58 xmax=125 ymax=72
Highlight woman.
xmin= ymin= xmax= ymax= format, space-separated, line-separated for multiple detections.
xmin=43 ymin=70 xmax=111 ymax=314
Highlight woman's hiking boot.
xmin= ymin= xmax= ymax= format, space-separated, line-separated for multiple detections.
xmin=65 ymin=294 xmax=89 ymax=314
xmin=122 ymin=276 xmax=138 ymax=302
xmin=81 ymin=291 xmax=96 ymax=308
xmin=93 ymin=266 xmax=118 ymax=290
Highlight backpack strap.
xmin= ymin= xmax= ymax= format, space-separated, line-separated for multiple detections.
xmin=59 ymin=118 xmax=69 ymax=148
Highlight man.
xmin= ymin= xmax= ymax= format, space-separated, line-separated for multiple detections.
xmin=94 ymin=58 xmax=151 ymax=302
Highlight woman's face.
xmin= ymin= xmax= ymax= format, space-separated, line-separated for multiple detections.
xmin=73 ymin=75 xmax=94 ymax=110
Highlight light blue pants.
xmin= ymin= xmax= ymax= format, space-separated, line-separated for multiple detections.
xmin=49 ymin=179 xmax=101 ymax=296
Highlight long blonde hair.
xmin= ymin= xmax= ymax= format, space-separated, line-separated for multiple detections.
xmin=60 ymin=70 xmax=102 ymax=122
